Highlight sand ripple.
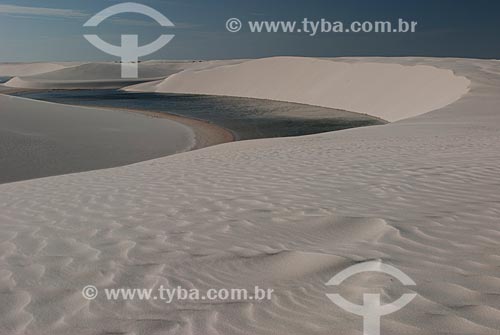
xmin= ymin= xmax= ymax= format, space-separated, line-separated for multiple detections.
xmin=0 ymin=58 xmax=500 ymax=334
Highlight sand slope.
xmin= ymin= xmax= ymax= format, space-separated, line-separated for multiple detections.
xmin=3 ymin=60 xmax=245 ymax=90
xmin=0 ymin=95 xmax=198 ymax=183
xmin=1 ymin=58 xmax=500 ymax=335
xmin=0 ymin=62 xmax=80 ymax=77
xmin=125 ymin=57 xmax=471 ymax=122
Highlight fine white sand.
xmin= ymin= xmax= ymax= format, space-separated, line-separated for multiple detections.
xmin=124 ymin=56 xmax=471 ymax=122
xmin=0 ymin=62 xmax=80 ymax=77
xmin=3 ymin=60 xmax=244 ymax=89
xmin=0 ymin=95 xmax=196 ymax=183
xmin=0 ymin=57 xmax=499 ymax=335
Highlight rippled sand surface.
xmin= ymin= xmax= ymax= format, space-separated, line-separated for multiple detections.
xmin=0 ymin=58 xmax=499 ymax=335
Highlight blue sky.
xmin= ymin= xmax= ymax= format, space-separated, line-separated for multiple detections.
xmin=0 ymin=0 xmax=499 ymax=62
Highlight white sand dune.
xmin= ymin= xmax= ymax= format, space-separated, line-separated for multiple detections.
xmin=0 ymin=95 xmax=196 ymax=183
xmin=1 ymin=57 xmax=500 ymax=335
xmin=0 ymin=62 xmax=80 ymax=77
xmin=4 ymin=60 xmax=245 ymax=90
xmin=125 ymin=56 xmax=471 ymax=122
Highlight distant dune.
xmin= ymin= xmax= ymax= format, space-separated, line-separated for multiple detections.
xmin=5 ymin=57 xmax=471 ymax=122
xmin=125 ymin=57 xmax=471 ymax=122
xmin=2 ymin=60 xmax=244 ymax=89
xmin=0 ymin=62 xmax=79 ymax=76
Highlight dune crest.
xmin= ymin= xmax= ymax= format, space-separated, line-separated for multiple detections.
xmin=0 ymin=62 xmax=77 ymax=77
xmin=3 ymin=60 xmax=245 ymax=90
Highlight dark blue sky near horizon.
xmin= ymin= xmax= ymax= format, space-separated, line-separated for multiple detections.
xmin=0 ymin=0 xmax=499 ymax=62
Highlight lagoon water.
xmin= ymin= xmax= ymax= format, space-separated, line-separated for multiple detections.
xmin=14 ymin=90 xmax=385 ymax=140
xmin=2 ymin=90 xmax=384 ymax=183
